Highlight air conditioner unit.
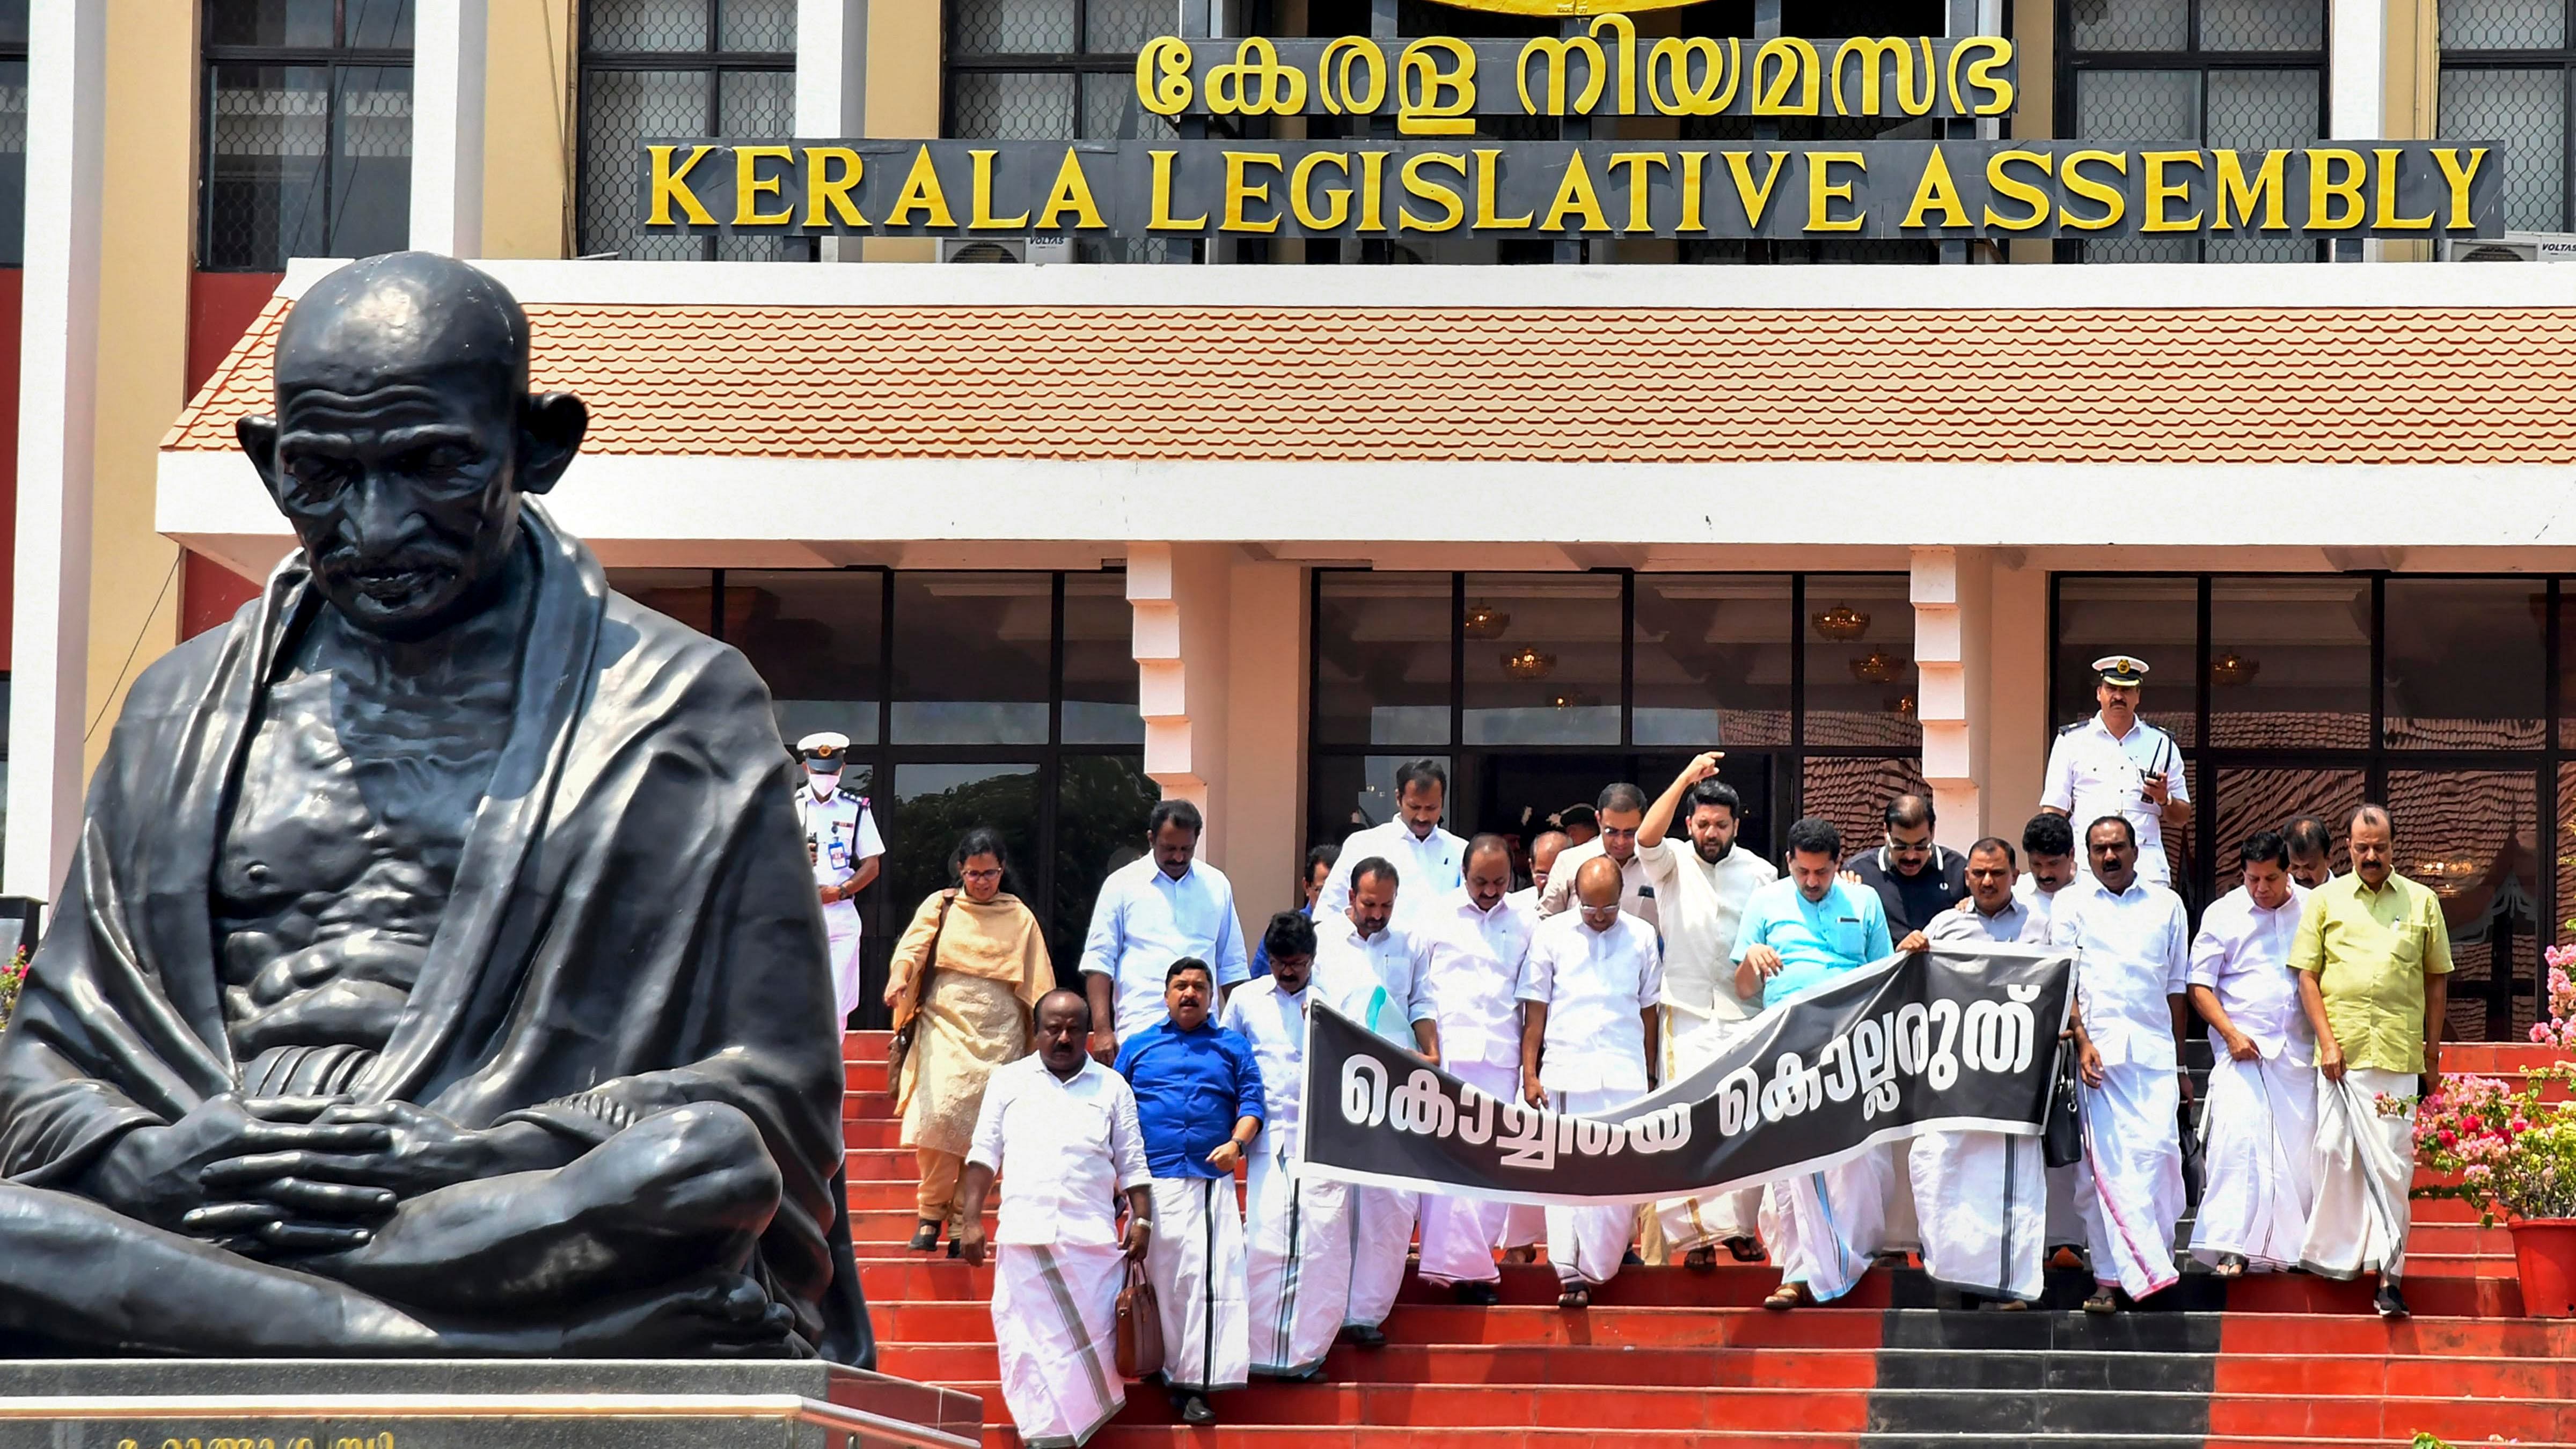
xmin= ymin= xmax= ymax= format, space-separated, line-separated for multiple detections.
xmin=937 ymin=237 xmax=1074 ymax=264
xmin=2442 ymin=230 xmax=2576 ymax=262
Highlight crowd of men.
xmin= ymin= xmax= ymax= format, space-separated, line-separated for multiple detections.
xmin=956 ymin=656 xmax=2453 ymax=1444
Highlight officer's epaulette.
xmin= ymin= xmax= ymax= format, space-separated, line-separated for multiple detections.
xmin=838 ymin=787 xmax=870 ymax=807
xmin=2057 ymin=720 xmax=2085 ymax=736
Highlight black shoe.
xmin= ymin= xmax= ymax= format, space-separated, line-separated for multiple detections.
xmin=1451 ymin=1280 xmax=1500 ymax=1306
xmin=2375 ymin=1284 xmax=2411 ymax=1320
xmin=1177 ymin=1394 xmax=1216 ymax=1426
xmin=1622 ymin=1248 xmax=1645 ymax=1267
xmin=1338 ymin=1323 xmax=1386 ymax=1348
xmin=906 ymin=1220 xmax=941 ymax=1252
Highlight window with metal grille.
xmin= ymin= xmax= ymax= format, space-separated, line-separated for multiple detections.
xmin=943 ymin=0 xmax=1180 ymax=143
xmin=576 ymin=0 xmax=797 ymax=260
xmin=2439 ymin=0 xmax=2576 ymax=235
xmin=0 ymin=2 xmax=24 ymax=267
xmin=2056 ymin=0 xmax=2326 ymax=262
xmin=201 ymin=1 xmax=414 ymax=272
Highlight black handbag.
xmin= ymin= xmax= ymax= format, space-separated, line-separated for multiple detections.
xmin=2043 ymin=1040 xmax=2083 ymax=1169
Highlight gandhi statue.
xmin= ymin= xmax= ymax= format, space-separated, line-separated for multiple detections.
xmin=0 ymin=253 xmax=870 ymax=1362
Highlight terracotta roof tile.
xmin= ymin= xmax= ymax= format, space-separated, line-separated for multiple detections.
xmin=160 ymin=302 xmax=2576 ymax=465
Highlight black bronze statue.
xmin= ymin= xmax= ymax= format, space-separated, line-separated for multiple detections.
xmin=0 ymin=253 xmax=869 ymax=1363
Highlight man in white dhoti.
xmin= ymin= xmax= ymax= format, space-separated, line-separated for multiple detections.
xmin=2187 ymin=829 xmax=2318 ymax=1278
xmin=1413 ymin=836 xmax=1540 ymax=1304
xmin=1113 ymin=960 xmax=1266 ymax=1424
xmin=1735 ymin=816 xmax=1898 ymax=1311
xmin=1316 ymin=758 xmax=1467 ymax=933
xmin=1637 ymin=752 xmax=1780 ymax=1269
xmin=1220 ymin=914 xmax=1351 ymax=1379
xmin=1915 ymin=837 xmax=2053 ymax=1307
xmin=958 ymin=991 xmax=1152 ymax=1449
xmin=1519 ymin=855 xmax=1665 ymax=1308
xmin=2051 ymin=816 xmax=2193 ymax=1314
xmin=2016 ymin=812 xmax=2090 ymax=1265
xmin=1312 ymin=858 xmax=1436 ymax=1346
xmin=2293 ymin=803 xmax=2450 ymax=1320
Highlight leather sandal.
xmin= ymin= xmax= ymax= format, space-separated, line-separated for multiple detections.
xmin=1683 ymin=1247 xmax=1718 ymax=1272
xmin=2082 ymin=1289 xmax=2119 ymax=1315
xmin=1726 ymin=1236 xmax=1768 ymax=1263
xmin=2212 ymin=1254 xmax=2247 ymax=1279
xmin=907 ymin=1220 xmax=941 ymax=1252
xmin=1556 ymin=1285 xmax=1591 ymax=1310
xmin=1762 ymin=1284 xmax=1806 ymax=1312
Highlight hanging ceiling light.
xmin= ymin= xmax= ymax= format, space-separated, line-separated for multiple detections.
xmin=1501 ymin=646 xmax=1556 ymax=680
xmin=1549 ymin=687 xmax=1600 ymax=709
xmin=1849 ymin=647 xmax=1905 ymax=683
xmin=1462 ymin=601 xmax=1511 ymax=639
xmin=2211 ymin=651 xmax=2260 ymax=686
xmin=1812 ymin=604 xmax=1870 ymax=641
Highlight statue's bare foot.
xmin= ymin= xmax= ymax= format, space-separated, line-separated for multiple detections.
xmin=561 ymin=1271 xmax=798 ymax=1358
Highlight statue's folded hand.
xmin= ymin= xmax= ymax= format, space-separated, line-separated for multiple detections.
xmin=76 ymin=1094 xmax=394 ymax=1237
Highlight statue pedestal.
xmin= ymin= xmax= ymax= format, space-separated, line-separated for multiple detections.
xmin=0 ymin=1361 xmax=981 ymax=1449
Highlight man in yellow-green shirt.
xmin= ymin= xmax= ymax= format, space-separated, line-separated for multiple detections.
xmin=2289 ymin=803 xmax=2451 ymax=1320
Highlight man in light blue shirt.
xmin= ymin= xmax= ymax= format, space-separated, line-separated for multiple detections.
xmin=1081 ymin=800 xmax=1250 ymax=1060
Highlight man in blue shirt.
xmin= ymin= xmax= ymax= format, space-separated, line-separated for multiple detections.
xmin=1729 ymin=816 xmax=1905 ymax=1312
xmin=1114 ymin=958 xmax=1266 ymax=1426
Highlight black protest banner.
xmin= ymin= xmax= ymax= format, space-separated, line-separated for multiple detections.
xmin=1296 ymin=943 xmax=2074 ymax=1207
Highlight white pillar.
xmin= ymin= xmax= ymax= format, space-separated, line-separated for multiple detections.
xmin=799 ymin=0 xmax=869 ymax=261
xmin=1130 ymin=543 xmax=1235 ymax=858
xmin=2329 ymin=0 xmax=2386 ymax=261
xmin=409 ymin=0 xmax=487 ymax=256
xmin=1912 ymin=546 xmax=1992 ymax=852
xmin=6 ymin=1 xmax=108 ymax=900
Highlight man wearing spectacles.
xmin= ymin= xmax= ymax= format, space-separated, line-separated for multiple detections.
xmin=1848 ymin=793 xmax=1967 ymax=942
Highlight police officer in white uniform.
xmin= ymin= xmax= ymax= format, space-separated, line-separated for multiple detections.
xmin=2041 ymin=656 xmax=2193 ymax=890
xmin=795 ymin=730 xmax=884 ymax=1022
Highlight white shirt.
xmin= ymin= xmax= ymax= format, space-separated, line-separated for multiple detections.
xmin=1315 ymin=818 xmax=1468 ymax=931
xmin=2012 ymin=873 xmax=2069 ymax=931
xmin=1414 ymin=889 xmax=1536 ymax=1070
xmin=1636 ymin=837 xmax=1779 ymax=1026
xmin=1532 ymin=836 xmax=1659 ymax=930
xmin=1311 ymin=911 xmax=1432 ymax=1045
xmin=2043 ymin=713 xmax=2190 ymax=888
xmin=1079 ymin=855 xmax=1250 ymax=1041
xmin=1218 ymin=975 xmax=1311 ymax=1160
xmin=1516 ymin=910 xmax=1665 ymax=1096
xmin=967 ymin=1055 xmax=1151 ymax=1248
xmin=796 ymin=785 xmax=884 ymax=895
xmin=1504 ymin=885 xmax=1541 ymax=915
xmin=2048 ymin=876 xmax=2191 ymax=1072
xmin=1927 ymin=896 xmax=2049 ymax=945
xmin=2188 ymin=883 xmax=2315 ymax=1063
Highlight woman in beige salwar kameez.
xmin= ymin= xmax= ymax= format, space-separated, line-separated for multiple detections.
xmin=886 ymin=827 xmax=1055 ymax=1253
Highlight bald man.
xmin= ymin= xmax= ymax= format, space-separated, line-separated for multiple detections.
xmin=1517 ymin=857 xmax=1664 ymax=1308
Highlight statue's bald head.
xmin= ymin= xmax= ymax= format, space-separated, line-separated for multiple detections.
xmin=274 ymin=251 xmax=531 ymax=407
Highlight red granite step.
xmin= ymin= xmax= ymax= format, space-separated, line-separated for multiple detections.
xmin=879 ymin=1342 xmax=1886 ymax=1391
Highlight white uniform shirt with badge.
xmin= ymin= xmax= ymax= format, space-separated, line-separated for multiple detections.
xmin=2187 ymin=883 xmax=2315 ymax=1062
xmin=967 ymin=1053 xmax=1152 ymax=1248
xmin=1315 ymin=818 xmax=1468 ymax=931
xmin=2047 ymin=876 xmax=2191 ymax=1072
xmin=1636 ymin=837 xmax=1779 ymax=1026
xmin=1218 ymin=975 xmax=1311 ymax=1160
xmin=1078 ymin=855 xmax=1251 ymax=1040
xmin=1311 ymin=911 xmax=1433 ymax=1045
xmin=797 ymin=785 xmax=883 ymax=892
xmin=1515 ymin=910 xmax=1665 ymax=1096
xmin=2043 ymin=713 xmax=2190 ymax=887
xmin=1413 ymin=888 xmax=1537 ymax=1071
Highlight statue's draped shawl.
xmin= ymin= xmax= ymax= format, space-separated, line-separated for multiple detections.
xmin=0 ymin=506 xmax=872 ymax=1366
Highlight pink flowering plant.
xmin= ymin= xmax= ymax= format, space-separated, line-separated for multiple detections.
xmin=0 ymin=944 xmax=24 ymax=1034
xmin=2412 ymin=943 xmax=2576 ymax=1224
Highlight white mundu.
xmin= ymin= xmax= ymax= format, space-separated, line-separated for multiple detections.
xmin=1911 ymin=903 xmax=2052 ymax=1302
xmin=1411 ymin=888 xmax=1540 ymax=1287
xmin=969 ymin=1055 xmax=1151 ymax=1449
xmin=1309 ymin=910 xmax=1429 ymax=1329
xmin=1218 ymin=976 xmax=1351 ymax=1379
xmin=2016 ymin=873 xmax=2087 ymax=1254
xmin=795 ymin=781 xmax=882 ymax=1020
xmin=1144 ymin=1175 xmax=1250 ymax=1396
xmin=2050 ymin=876 xmax=2191 ymax=1302
xmin=1315 ymin=818 xmax=1466 ymax=931
xmin=2187 ymin=883 xmax=2317 ymax=1272
xmin=1637 ymin=835 xmax=1777 ymax=1254
xmin=1517 ymin=910 xmax=1664 ymax=1290
xmin=2043 ymin=714 xmax=2190 ymax=889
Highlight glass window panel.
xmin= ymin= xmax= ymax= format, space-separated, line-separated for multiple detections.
xmin=2073 ymin=69 xmax=2200 ymax=262
xmin=2052 ymin=577 xmax=2198 ymax=747
xmin=608 ymin=567 xmax=718 ymax=634
xmin=204 ymin=63 xmax=331 ymax=270
xmin=2437 ymin=69 xmax=2568 ymax=233
xmin=711 ymin=67 xmax=796 ymax=260
xmin=206 ymin=0 xmax=339 ymax=47
xmin=2211 ymin=766 xmax=2363 ymax=877
xmin=0 ymin=58 xmax=24 ymax=267
xmin=1314 ymin=574 xmax=1451 ymax=747
xmin=584 ymin=0 xmax=710 ymax=52
xmin=2383 ymin=579 xmax=2546 ymax=749
xmin=0 ymin=1 xmax=25 ymax=47
xmin=1052 ymin=755 xmax=1159 ymax=971
xmin=2067 ymin=0 xmax=2189 ymax=52
xmin=887 ymin=760 xmax=1042 ymax=955
xmin=1085 ymin=0 xmax=1173 ymax=51
xmin=2442 ymin=0 xmax=2568 ymax=49
xmin=346 ymin=0 xmax=414 ymax=47
xmin=2203 ymin=68 xmax=2322 ymax=262
xmin=1080 ymin=71 xmax=1174 ymax=140
xmin=577 ymin=68 xmax=709 ymax=259
xmin=729 ymin=570 xmax=885 ymax=749
xmin=950 ymin=0 xmax=1077 ymax=56
xmin=2198 ymin=0 xmax=2323 ymax=51
xmin=1799 ymin=755 xmax=1930 ymax=867
xmin=2559 ymin=587 xmax=2576 ymax=750
xmin=2208 ymin=576 xmax=2370 ymax=749
xmin=1063 ymin=573 xmax=1143 ymax=745
xmin=1803 ymin=575 xmax=1919 ymax=748
xmin=1461 ymin=573 xmax=1622 ymax=747
xmin=2388 ymin=769 xmax=2541 ymax=1042
xmin=721 ymin=0 xmax=797 ymax=51
xmin=952 ymin=70 xmax=1078 ymax=138
xmin=891 ymin=573 xmax=1053 ymax=744
xmin=1634 ymin=574 xmax=1792 ymax=747
xmin=1309 ymin=755 xmax=1453 ymax=860
xmin=331 ymin=65 xmax=413 ymax=260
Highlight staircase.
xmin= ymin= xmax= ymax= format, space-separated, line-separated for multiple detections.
xmin=847 ymin=1034 xmax=2574 ymax=1449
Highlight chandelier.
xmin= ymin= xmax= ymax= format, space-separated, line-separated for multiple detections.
xmin=2414 ymin=855 xmax=2482 ymax=896
xmin=2211 ymin=651 xmax=2260 ymax=687
xmin=1849 ymin=647 xmax=1905 ymax=684
xmin=1812 ymin=604 xmax=1870 ymax=641
xmin=1886 ymin=692 xmax=1916 ymax=719
xmin=1462 ymin=601 xmax=1511 ymax=639
xmin=1549 ymin=688 xmax=1600 ymax=709
xmin=1501 ymin=646 xmax=1556 ymax=680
